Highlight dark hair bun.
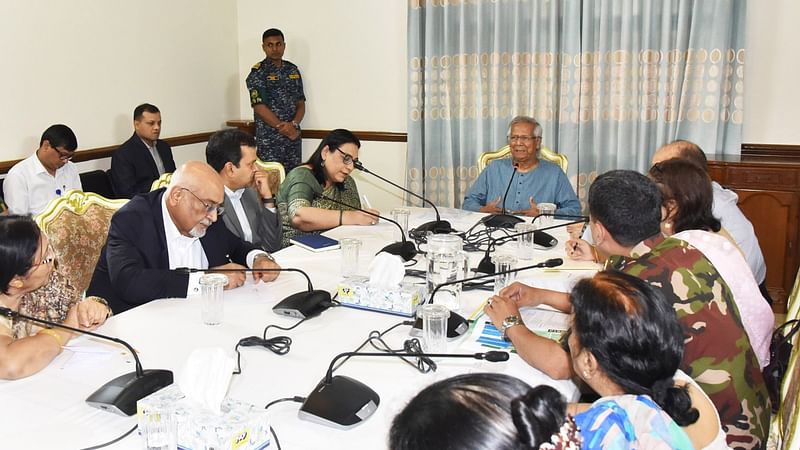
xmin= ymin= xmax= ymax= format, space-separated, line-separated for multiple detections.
xmin=511 ymin=385 xmax=567 ymax=447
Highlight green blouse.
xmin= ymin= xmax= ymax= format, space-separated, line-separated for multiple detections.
xmin=276 ymin=166 xmax=362 ymax=248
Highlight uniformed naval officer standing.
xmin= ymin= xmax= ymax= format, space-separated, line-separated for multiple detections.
xmin=246 ymin=28 xmax=306 ymax=171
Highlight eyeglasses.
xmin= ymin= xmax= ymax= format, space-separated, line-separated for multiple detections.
xmin=508 ymin=135 xmax=541 ymax=143
xmin=180 ymin=188 xmax=225 ymax=216
xmin=336 ymin=148 xmax=359 ymax=166
xmin=29 ymin=242 xmax=56 ymax=272
xmin=52 ymin=146 xmax=75 ymax=161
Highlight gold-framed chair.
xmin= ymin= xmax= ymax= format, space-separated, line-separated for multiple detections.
xmin=768 ymin=266 xmax=800 ymax=450
xmin=149 ymin=173 xmax=173 ymax=191
xmin=255 ymin=160 xmax=286 ymax=196
xmin=34 ymin=190 xmax=128 ymax=293
xmin=478 ymin=145 xmax=568 ymax=174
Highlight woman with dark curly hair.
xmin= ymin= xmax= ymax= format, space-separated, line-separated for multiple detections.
xmin=570 ymin=270 xmax=726 ymax=449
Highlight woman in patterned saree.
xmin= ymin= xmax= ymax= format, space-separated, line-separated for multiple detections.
xmin=569 ymin=270 xmax=727 ymax=449
xmin=0 ymin=215 xmax=110 ymax=379
xmin=276 ymin=128 xmax=380 ymax=248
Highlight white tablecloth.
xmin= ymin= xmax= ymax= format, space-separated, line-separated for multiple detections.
xmin=0 ymin=207 xmax=598 ymax=449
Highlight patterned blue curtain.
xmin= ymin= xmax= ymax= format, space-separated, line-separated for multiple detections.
xmin=407 ymin=0 xmax=745 ymax=208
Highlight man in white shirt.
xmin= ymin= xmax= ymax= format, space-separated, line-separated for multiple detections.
xmin=4 ymin=124 xmax=82 ymax=215
xmin=652 ymin=140 xmax=770 ymax=300
xmin=206 ymin=129 xmax=282 ymax=252
xmin=87 ymin=161 xmax=281 ymax=313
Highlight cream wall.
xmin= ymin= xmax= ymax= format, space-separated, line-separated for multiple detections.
xmin=236 ymin=1 xmax=409 ymax=210
xmin=1 ymin=2 xmax=796 ymax=190
xmin=0 ymin=1 xmax=239 ymax=167
xmin=742 ymin=0 xmax=800 ymax=144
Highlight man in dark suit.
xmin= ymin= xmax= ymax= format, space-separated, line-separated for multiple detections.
xmin=206 ymin=129 xmax=282 ymax=252
xmin=110 ymin=103 xmax=177 ymax=198
xmin=88 ymin=161 xmax=281 ymax=314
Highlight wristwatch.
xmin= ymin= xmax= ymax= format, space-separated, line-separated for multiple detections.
xmin=262 ymin=196 xmax=276 ymax=205
xmin=501 ymin=315 xmax=523 ymax=339
xmin=254 ymin=252 xmax=275 ymax=263
xmin=291 ymin=121 xmax=300 ymax=130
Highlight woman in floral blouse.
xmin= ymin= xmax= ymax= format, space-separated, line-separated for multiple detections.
xmin=0 ymin=215 xmax=110 ymax=379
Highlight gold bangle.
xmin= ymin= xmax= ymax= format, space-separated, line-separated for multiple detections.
xmin=37 ymin=328 xmax=66 ymax=347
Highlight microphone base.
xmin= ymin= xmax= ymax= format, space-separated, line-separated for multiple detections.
xmin=481 ymin=214 xmax=524 ymax=229
xmin=473 ymin=256 xmax=496 ymax=274
xmin=411 ymin=310 xmax=470 ymax=339
xmin=413 ymin=220 xmax=453 ymax=234
xmin=273 ymin=290 xmax=332 ymax=319
xmin=299 ymin=375 xmax=380 ymax=428
xmin=86 ymin=369 xmax=174 ymax=416
xmin=379 ymin=241 xmax=418 ymax=261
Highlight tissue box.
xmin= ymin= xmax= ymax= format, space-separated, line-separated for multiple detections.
xmin=336 ymin=276 xmax=423 ymax=317
xmin=137 ymin=384 xmax=271 ymax=450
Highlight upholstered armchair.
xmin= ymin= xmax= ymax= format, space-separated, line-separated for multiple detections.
xmin=149 ymin=172 xmax=173 ymax=191
xmin=35 ymin=190 xmax=128 ymax=293
xmin=478 ymin=145 xmax=568 ymax=173
xmin=255 ymin=159 xmax=286 ymax=195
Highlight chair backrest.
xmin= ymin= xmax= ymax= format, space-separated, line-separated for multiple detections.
xmin=35 ymin=190 xmax=128 ymax=293
xmin=255 ymin=160 xmax=286 ymax=196
xmin=477 ymin=145 xmax=568 ymax=173
xmin=79 ymin=169 xmax=116 ymax=199
xmin=149 ymin=172 xmax=173 ymax=191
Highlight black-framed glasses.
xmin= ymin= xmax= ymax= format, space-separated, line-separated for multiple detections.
xmin=508 ymin=135 xmax=541 ymax=143
xmin=29 ymin=242 xmax=56 ymax=272
xmin=180 ymin=188 xmax=225 ymax=216
xmin=52 ymin=146 xmax=75 ymax=161
xmin=336 ymin=148 xmax=359 ymax=166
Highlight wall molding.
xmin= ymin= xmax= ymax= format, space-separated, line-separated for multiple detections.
xmin=741 ymin=143 xmax=800 ymax=162
xmin=0 ymin=132 xmax=214 ymax=175
xmin=225 ymin=120 xmax=408 ymax=143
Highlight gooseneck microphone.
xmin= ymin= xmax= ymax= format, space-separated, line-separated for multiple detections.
xmin=414 ymin=258 xmax=564 ymax=337
xmin=474 ymin=218 xmax=587 ymax=274
xmin=299 ymin=349 xmax=510 ymax=428
xmin=177 ymin=267 xmax=332 ymax=319
xmin=353 ymin=161 xmax=453 ymax=234
xmin=481 ymin=163 xmax=524 ymax=229
xmin=0 ymin=306 xmax=173 ymax=416
xmin=316 ymin=192 xmax=418 ymax=261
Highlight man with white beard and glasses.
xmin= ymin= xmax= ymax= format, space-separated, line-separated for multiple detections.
xmin=87 ymin=161 xmax=280 ymax=313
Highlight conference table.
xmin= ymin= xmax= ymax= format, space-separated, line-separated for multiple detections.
xmin=0 ymin=208 xmax=600 ymax=449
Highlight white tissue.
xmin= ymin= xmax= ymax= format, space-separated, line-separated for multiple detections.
xmin=368 ymin=252 xmax=406 ymax=289
xmin=178 ymin=347 xmax=235 ymax=414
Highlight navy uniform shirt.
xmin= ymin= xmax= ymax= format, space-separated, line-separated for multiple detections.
xmin=246 ymin=58 xmax=306 ymax=170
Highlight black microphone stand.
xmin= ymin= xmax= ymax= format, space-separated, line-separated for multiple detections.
xmin=412 ymin=258 xmax=564 ymax=338
xmin=353 ymin=161 xmax=453 ymax=234
xmin=298 ymin=349 xmax=509 ymax=428
xmin=178 ymin=267 xmax=332 ymax=319
xmin=317 ymin=192 xmax=418 ymax=261
xmin=474 ymin=219 xmax=586 ymax=274
xmin=0 ymin=306 xmax=173 ymax=416
xmin=481 ymin=164 xmax=524 ymax=229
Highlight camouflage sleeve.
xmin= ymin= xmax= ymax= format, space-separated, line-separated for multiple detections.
xmin=246 ymin=65 xmax=266 ymax=106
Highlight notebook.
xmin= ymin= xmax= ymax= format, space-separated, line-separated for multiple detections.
xmin=290 ymin=234 xmax=340 ymax=252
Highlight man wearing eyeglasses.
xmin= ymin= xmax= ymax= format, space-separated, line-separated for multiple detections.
xmin=246 ymin=28 xmax=305 ymax=171
xmin=4 ymin=124 xmax=82 ymax=215
xmin=87 ymin=161 xmax=281 ymax=314
xmin=462 ymin=116 xmax=581 ymax=217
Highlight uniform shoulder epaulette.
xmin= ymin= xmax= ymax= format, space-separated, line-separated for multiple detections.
xmin=251 ymin=62 xmax=262 ymax=71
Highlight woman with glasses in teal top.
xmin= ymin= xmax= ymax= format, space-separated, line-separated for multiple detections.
xmin=276 ymin=128 xmax=380 ymax=248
